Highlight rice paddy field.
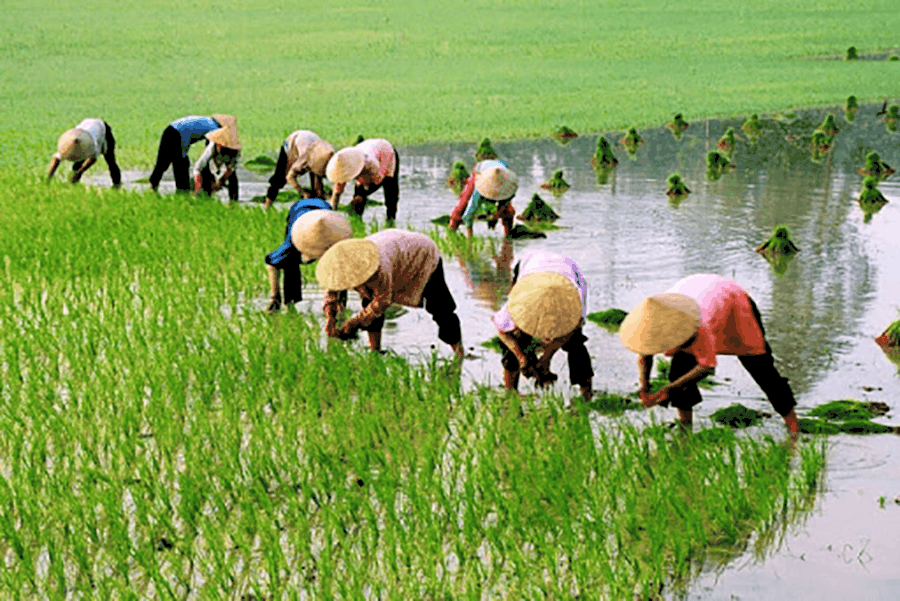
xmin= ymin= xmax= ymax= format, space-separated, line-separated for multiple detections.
xmin=2 ymin=0 xmax=900 ymax=599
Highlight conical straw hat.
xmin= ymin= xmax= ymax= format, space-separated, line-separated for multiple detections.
xmin=307 ymin=140 xmax=335 ymax=176
xmin=205 ymin=125 xmax=241 ymax=150
xmin=475 ymin=165 xmax=518 ymax=200
xmin=326 ymin=147 xmax=365 ymax=183
xmin=212 ymin=114 xmax=237 ymax=127
xmin=57 ymin=128 xmax=94 ymax=162
xmin=619 ymin=293 xmax=701 ymax=354
xmin=507 ymin=272 xmax=582 ymax=340
xmin=290 ymin=210 xmax=351 ymax=260
xmin=315 ymin=238 xmax=380 ymax=290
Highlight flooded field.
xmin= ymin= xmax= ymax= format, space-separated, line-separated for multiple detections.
xmin=93 ymin=104 xmax=900 ymax=598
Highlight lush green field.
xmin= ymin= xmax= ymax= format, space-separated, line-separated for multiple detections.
xmin=3 ymin=0 xmax=899 ymax=169
xmin=0 ymin=179 xmax=826 ymax=597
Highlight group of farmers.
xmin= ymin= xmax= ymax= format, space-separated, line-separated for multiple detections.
xmin=47 ymin=115 xmax=800 ymax=438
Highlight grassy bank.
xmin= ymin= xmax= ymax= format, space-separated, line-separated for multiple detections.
xmin=3 ymin=0 xmax=900 ymax=168
xmin=0 ymin=179 xmax=826 ymax=597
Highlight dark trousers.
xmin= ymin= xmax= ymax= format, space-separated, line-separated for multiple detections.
xmin=667 ymin=300 xmax=796 ymax=416
xmin=360 ymin=259 xmax=461 ymax=345
xmin=351 ymin=147 xmax=400 ymax=221
xmin=149 ymin=126 xmax=191 ymax=192
xmin=198 ymin=166 xmax=239 ymax=201
xmin=500 ymin=327 xmax=594 ymax=388
xmin=266 ymin=147 xmax=291 ymax=199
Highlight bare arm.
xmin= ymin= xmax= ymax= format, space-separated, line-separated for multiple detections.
xmin=330 ymin=182 xmax=346 ymax=210
xmin=47 ymin=156 xmax=61 ymax=180
xmin=70 ymin=157 xmax=97 ymax=183
xmin=643 ymin=361 xmax=714 ymax=407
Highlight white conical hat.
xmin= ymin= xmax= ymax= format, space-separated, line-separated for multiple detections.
xmin=290 ymin=210 xmax=351 ymax=260
xmin=326 ymin=147 xmax=365 ymax=183
xmin=618 ymin=293 xmax=701 ymax=354
xmin=307 ymin=140 xmax=335 ymax=176
xmin=507 ymin=272 xmax=582 ymax=339
xmin=57 ymin=128 xmax=94 ymax=162
xmin=205 ymin=125 xmax=241 ymax=150
xmin=474 ymin=165 xmax=518 ymax=200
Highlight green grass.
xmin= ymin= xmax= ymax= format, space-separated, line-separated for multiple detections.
xmin=0 ymin=176 xmax=829 ymax=597
xmin=4 ymin=0 xmax=900 ymax=170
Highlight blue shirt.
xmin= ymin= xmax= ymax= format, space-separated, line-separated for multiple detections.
xmin=170 ymin=116 xmax=220 ymax=158
xmin=461 ymin=159 xmax=511 ymax=227
xmin=265 ymin=198 xmax=333 ymax=268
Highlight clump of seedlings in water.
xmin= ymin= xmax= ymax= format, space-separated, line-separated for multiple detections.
xmin=810 ymin=130 xmax=832 ymax=156
xmin=586 ymin=308 xmax=628 ymax=331
xmin=741 ymin=114 xmax=763 ymax=143
xmin=800 ymin=400 xmax=898 ymax=435
xmin=716 ymin=127 xmax=736 ymax=156
xmin=446 ymin=160 xmax=469 ymax=193
xmin=665 ymin=172 xmax=690 ymax=197
xmin=884 ymin=105 xmax=900 ymax=133
xmin=756 ymin=225 xmax=800 ymax=256
xmin=243 ymin=154 xmax=278 ymax=172
xmin=846 ymin=95 xmax=859 ymax=122
xmin=711 ymin=404 xmax=770 ymax=428
xmin=518 ymin=193 xmax=560 ymax=222
xmin=858 ymin=151 xmax=895 ymax=179
xmin=538 ymin=169 xmax=570 ymax=193
xmin=705 ymin=150 xmax=734 ymax=181
xmin=847 ymin=46 xmax=859 ymax=60
xmin=591 ymin=136 xmax=618 ymax=168
xmin=506 ymin=223 xmax=547 ymax=239
xmin=666 ymin=112 xmax=689 ymax=139
xmin=858 ymin=176 xmax=888 ymax=204
xmin=816 ymin=113 xmax=839 ymax=138
xmin=553 ymin=125 xmax=578 ymax=142
xmin=594 ymin=164 xmax=615 ymax=185
xmin=475 ymin=137 xmax=499 ymax=161
xmin=620 ymin=127 xmax=645 ymax=156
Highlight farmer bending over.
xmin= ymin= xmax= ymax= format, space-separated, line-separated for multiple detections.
xmin=494 ymin=251 xmax=593 ymax=402
xmin=148 ymin=114 xmax=235 ymax=193
xmin=448 ymin=160 xmax=518 ymax=237
xmin=263 ymin=130 xmax=334 ymax=208
xmin=264 ymin=204 xmax=351 ymax=312
xmin=47 ymin=118 xmax=121 ymax=187
xmin=193 ymin=124 xmax=241 ymax=201
xmin=326 ymin=138 xmax=400 ymax=222
xmin=618 ymin=274 xmax=799 ymax=437
xmin=316 ymin=230 xmax=464 ymax=359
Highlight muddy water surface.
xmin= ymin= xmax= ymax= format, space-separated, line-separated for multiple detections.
xmin=100 ymin=105 xmax=900 ymax=599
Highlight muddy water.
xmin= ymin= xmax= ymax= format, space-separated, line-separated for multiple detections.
xmin=97 ymin=105 xmax=900 ymax=598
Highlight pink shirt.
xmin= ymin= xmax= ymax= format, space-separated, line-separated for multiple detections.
xmin=663 ymin=274 xmax=766 ymax=367
xmin=357 ymin=139 xmax=396 ymax=186
xmin=330 ymin=229 xmax=441 ymax=330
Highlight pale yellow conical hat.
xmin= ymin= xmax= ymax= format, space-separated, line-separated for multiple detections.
xmin=619 ymin=293 xmax=701 ymax=355
xmin=475 ymin=165 xmax=518 ymax=200
xmin=507 ymin=272 xmax=582 ymax=340
xmin=315 ymin=238 xmax=380 ymax=290
xmin=307 ymin=140 xmax=335 ymax=176
xmin=212 ymin=114 xmax=237 ymax=127
xmin=57 ymin=128 xmax=94 ymax=162
xmin=290 ymin=210 xmax=351 ymax=260
xmin=326 ymin=147 xmax=365 ymax=183
xmin=205 ymin=125 xmax=241 ymax=150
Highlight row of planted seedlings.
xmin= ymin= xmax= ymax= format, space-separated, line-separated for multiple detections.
xmin=0 ymin=175 xmax=826 ymax=597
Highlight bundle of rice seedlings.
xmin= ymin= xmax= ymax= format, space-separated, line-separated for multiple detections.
xmin=540 ymin=169 xmax=570 ymax=192
xmin=756 ymin=225 xmax=800 ymax=255
xmin=816 ymin=113 xmax=839 ymax=137
xmin=716 ymin=127 xmax=736 ymax=155
xmin=620 ymin=127 xmax=645 ymax=155
xmin=666 ymin=113 xmax=690 ymax=139
xmin=665 ymin=172 xmax=690 ymax=197
xmin=741 ymin=114 xmax=763 ymax=142
xmin=586 ymin=308 xmax=628 ymax=331
xmin=858 ymin=176 xmax=888 ymax=204
xmin=518 ymin=194 xmax=560 ymax=222
xmin=553 ymin=125 xmax=578 ymax=140
xmin=446 ymin=160 xmax=470 ymax=192
xmin=846 ymin=46 xmax=859 ymax=60
xmin=475 ymin=137 xmax=499 ymax=161
xmin=858 ymin=151 xmax=895 ymax=178
xmin=845 ymin=96 xmax=859 ymax=121
xmin=591 ymin=136 xmax=619 ymax=168
xmin=710 ymin=404 xmax=767 ymax=428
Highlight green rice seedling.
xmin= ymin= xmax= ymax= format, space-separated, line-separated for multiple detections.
xmin=756 ymin=225 xmax=800 ymax=256
xmin=666 ymin=113 xmax=690 ymax=140
xmin=876 ymin=318 xmax=900 ymax=348
xmin=620 ymin=127 xmax=645 ymax=156
xmin=741 ymin=114 xmax=763 ymax=143
xmin=506 ymin=224 xmax=548 ymax=239
xmin=810 ymin=399 xmax=880 ymax=421
xmin=591 ymin=136 xmax=619 ymax=168
xmin=665 ymin=173 xmax=690 ymax=197
xmin=840 ymin=420 xmax=896 ymax=434
xmin=250 ymin=189 xmax=302 ymax=204
xmin=553 ymin=125 xmax=578 ymax=142
xmin=582 ymin=391 xmax=640 ymax=416
xmin=705 ymin=151 xmax=733 ymax=182
xmin=846 ymin=46 xmax=859 ymax=60
xmin=858 ymin=151 xmax=895 ymax=179
xmin=884 ymin=105 xmax=900 ymax=132
xmin=816 ymin=113 xmax=839 ymax=137
xmin=475 ymin=137 xmax=499 ymax=161
xmin=858 ymin=176 xmax=888 ymax=204
xmin=586 ymin=308 xmax=628 ymax=331
xmin=891 ymin=55 xmax=900 ymax=61
xmin=845 ymin=95 xmax=859 ymax=122
xmin=773 ymin=111 xmax=798 ymax=124
xmin=594 ymin=164 xmax=616 ymax=185
xmin=446 ymin=160 xmax=470 ymax=193
xmin=710 ymin=404 xmax=768 ymax=428
xmin=540 ymin=169 xmax=570 ymax=193
xmin=716 ymin=127 xmax=736 ymax=156
xmin=430 ymin=214 xmax=452 ymax=226
xmin=647 ymin=358 xmax=717 ymax=393
xmin=518 ymin=193 xmax=560 ymax=222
